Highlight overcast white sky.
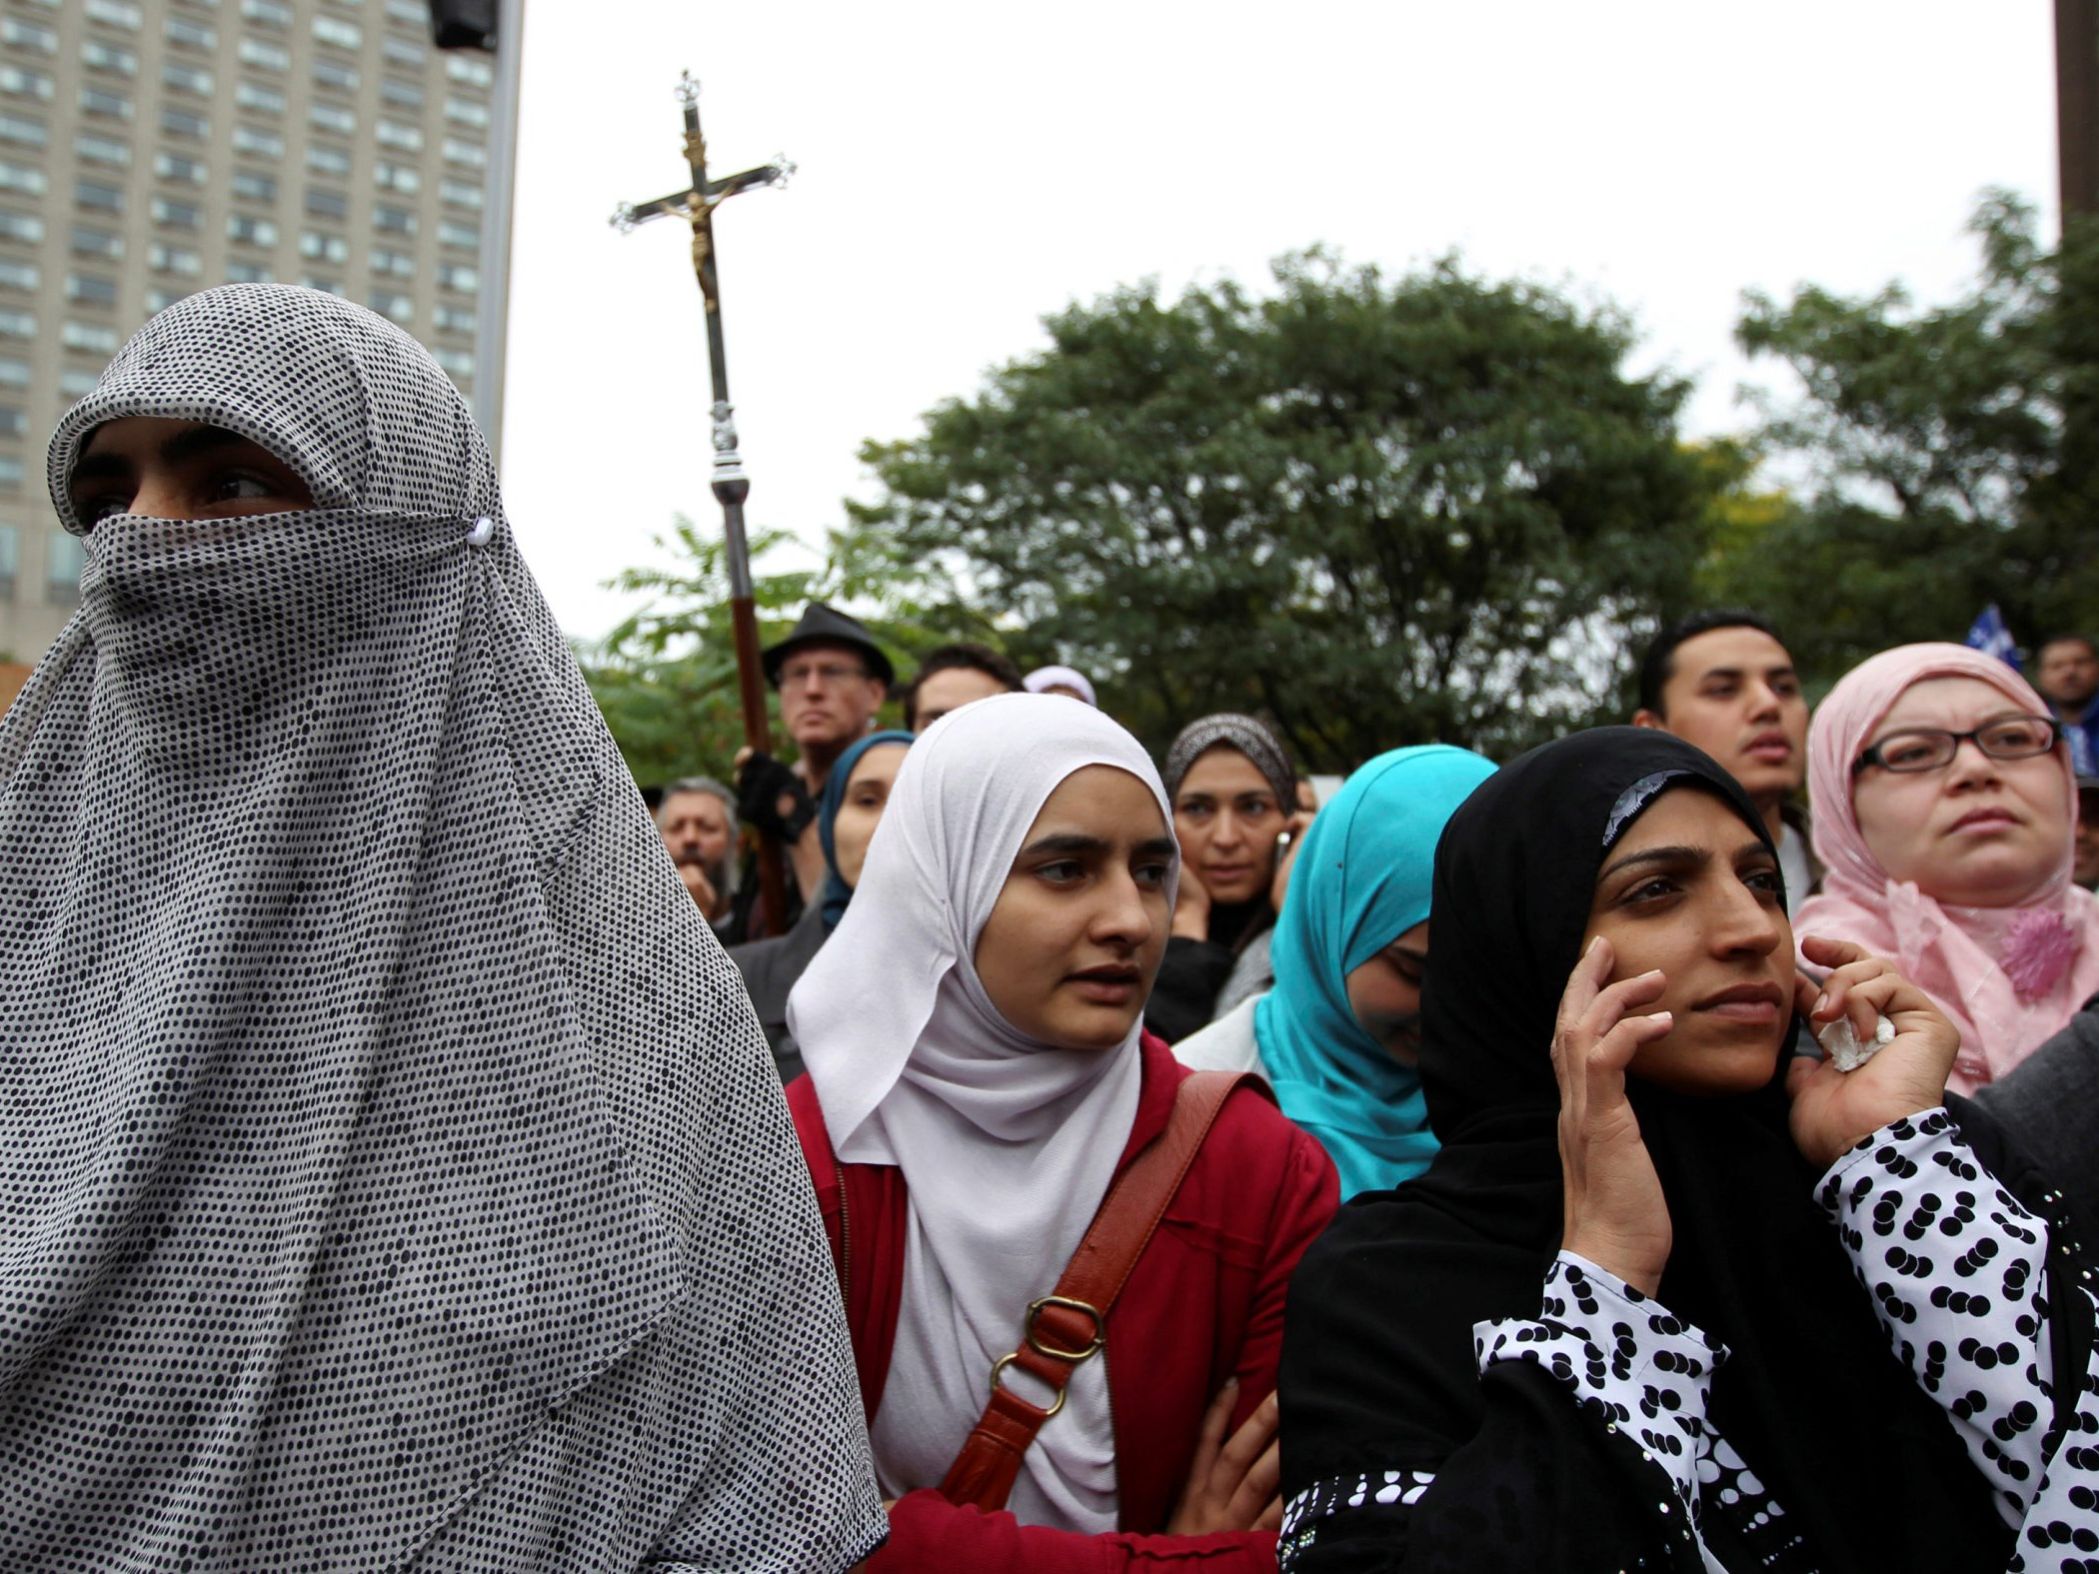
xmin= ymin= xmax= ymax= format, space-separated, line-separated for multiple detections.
xmin=499 ymin=1 xmax=2060 ymax=645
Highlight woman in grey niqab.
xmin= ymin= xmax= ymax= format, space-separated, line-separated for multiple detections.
xmin=0 ymin=285 xmax=884 ymax=1572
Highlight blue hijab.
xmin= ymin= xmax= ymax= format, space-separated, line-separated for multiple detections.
xmin=1253 ymin=745 xmax=1496 ymax=1198
xmin=817 ymin=730 xmax=916 ymax=931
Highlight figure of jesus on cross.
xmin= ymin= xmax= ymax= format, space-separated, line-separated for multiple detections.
xmin=613 ymin=73 xmax=796 ymax=933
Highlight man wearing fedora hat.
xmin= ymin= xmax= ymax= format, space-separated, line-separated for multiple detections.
xmin=732 ymin=603 xmax=895 ymax=934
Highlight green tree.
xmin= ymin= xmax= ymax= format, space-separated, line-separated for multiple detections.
xmin=581 ymin=515 xmax=995 ymax=786
xmin=847 ymin=251 xmax=1720 ymax=766
xmin=1715 ymin=190 xmax=2099 ymax=682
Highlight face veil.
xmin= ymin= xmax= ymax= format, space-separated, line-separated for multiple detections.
xmin=0 ymin=286 xmax=881 ymax=1570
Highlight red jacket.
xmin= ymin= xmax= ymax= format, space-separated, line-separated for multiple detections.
xmin=787 ymin=1032 xmax=1339 ymax=1574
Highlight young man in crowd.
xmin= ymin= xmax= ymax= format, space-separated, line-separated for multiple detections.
xmin=2036 ymin=634 xmax=2099 ymax=775
xmin=654 ymin=776 xmax=740 ymax=934
xmin=733 ymin=603 xmax=893 ymax=932
xmin=901 ymin=642 xmax=1024 ymax=731
xmin=1632 ymin=609 xmax=1819 ymax=913
xmin=2077 ymin=774 xmax=2099 ymax=892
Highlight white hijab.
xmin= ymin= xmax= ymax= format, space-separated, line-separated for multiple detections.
xmin=788 ymin=692 xmax=1176 ymax=1532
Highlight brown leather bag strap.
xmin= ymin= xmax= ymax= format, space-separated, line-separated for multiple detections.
xmin=936 ymin=1069 xmax=1261 ymax=1513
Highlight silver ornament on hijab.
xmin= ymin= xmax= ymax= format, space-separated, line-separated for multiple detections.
xmin=2 ymin=285 xmax=883 ymax=1571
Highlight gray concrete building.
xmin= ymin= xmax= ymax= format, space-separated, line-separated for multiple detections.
xmin=0 ymin=0 xmax=517 ymax=660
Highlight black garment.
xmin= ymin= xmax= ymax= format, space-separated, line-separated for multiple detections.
xmin=1974 ymin=992 xmax=2099 ymax=1230
xmin=1145 ymin=899 xmax=1272 ymax=1044
xmin=1280 ymin=727 xmax=2026 ymax=1573
xmin=721 ymin=845 xmax=806 ymax=947
xmin=728 ymin=900 xmax=827 ymax=1083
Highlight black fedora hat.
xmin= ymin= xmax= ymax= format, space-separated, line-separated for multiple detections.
xmin=761 ymin=602 xmax=895 ymax=688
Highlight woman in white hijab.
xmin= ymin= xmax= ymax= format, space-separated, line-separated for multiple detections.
xmin=0 ymin=285 xmax=883 ymax=1572
xmin=783 ymin=692 xmax=1338 ymax=1572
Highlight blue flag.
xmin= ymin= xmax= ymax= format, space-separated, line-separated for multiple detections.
xmin=1965 ymin=603 xmax=2022 ymax=672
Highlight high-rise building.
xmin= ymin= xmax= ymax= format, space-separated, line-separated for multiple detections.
xmin=0 ymin=0 xmax=518 ymax=660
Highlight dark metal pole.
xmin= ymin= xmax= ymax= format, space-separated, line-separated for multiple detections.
xmin=610 ymin=75 xmax=794 ymax=935
xmin=679 ymin=81 xmax=789 ymax=938
xmin=2060 ymin=0 xmax=2098 ymax=222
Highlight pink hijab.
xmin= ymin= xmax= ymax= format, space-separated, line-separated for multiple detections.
xmin=1797 ymin=641 xmax=2099 ymax=1092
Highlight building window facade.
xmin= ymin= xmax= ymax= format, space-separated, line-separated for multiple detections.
xmin=66 ymin=273 xmax=119 ymax=308
xmin=161 ymin=62 xmax=212 ymax=97
xmin=232 ymin=124 xmax=284 ymax=158
xmin=227 ymin=213 xmax=277 ymax=246
xmin=237 ymin=37 xmax=290 ymax=72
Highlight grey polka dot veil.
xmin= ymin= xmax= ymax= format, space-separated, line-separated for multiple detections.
xmin=0 ymin=286 xmax=884 ymax=1571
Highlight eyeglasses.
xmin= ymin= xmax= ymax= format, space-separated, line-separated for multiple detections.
xmin=779 ymin=660 xmax=871 ymax=688
xmin=1852 ymin=715 xmax=2061 ymax=775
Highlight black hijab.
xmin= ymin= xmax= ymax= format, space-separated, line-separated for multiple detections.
xmin=1281 ymin=728 xmax=2008 ymax=1572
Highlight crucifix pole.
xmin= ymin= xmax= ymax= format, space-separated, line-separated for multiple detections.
xmin=613 ymin=73 xmax=796 ymax=936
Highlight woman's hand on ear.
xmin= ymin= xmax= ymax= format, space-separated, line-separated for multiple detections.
xmin=1786 ymin=935 xmax=1957 ymax=1170
xmin=1268 ymin=811 xmax=1314 ymax=912
xmin=1553 ymin=936 xmax=1675 ymax=1298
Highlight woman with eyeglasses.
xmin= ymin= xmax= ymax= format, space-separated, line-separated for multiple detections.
xmin=1276 ymin=727 xmax=2099 ymax=1573
xmin=1795 ymin=642 xmax=2099 ymax=1092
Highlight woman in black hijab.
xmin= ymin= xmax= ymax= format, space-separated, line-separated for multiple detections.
xmin=1278 ymin=728 xmax=2099 ymax=1573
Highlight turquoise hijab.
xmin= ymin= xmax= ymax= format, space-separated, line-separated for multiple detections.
xmin=1253 ymin=745 xmax=1496 ymax=1199
xmin=817 ymin=729 xmax=916 ymax=931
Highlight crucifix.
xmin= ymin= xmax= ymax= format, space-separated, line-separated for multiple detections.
xmin=612 ymin=72 xmax=796 ymax=936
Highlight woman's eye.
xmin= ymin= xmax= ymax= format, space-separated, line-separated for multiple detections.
xmin=1035 ymin=859 xmax=1083 ymax=884
xmin=208 ymin=471 xmax=281 ymax=505
xmin=1744 ymin=868 xmax=1783 ymax=897
xmin=1623 ymin=877 xmax=1679 ymax=905
xmin=1134 ymin=862 xmax=1172 ymax=889
xmin=81 ymin=493 xmax=131 ymax=524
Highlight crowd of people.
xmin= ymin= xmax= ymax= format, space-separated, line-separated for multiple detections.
xmin=7 ymin=285 xmax=2099 ymax=1572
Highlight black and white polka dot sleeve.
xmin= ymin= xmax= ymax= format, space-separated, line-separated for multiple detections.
xmin=1475 ymin=1253 xmax=1728 ymax=1541
xmin=1818 ymin=1106 xmax=2099 ymax=1558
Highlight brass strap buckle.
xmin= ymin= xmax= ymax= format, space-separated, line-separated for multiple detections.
xmin=1024 ymin=1294 xmax=1105 ymax=1362
xmin=985 ymin=1296 xmax=1105 ymax=1419
xmin=989 ymin=1352 xmax=1067 ymax=1418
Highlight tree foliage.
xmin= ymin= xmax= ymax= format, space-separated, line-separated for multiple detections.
xmin=591 ymin=200 xmax=2099 ymax=778
xmin=1713 ymin=191 xmax=2099 ymax=684
xmin=579 ymin=516 xmax=995 ymax=786
xmin=848 ymin=251 xmax=1719 ymax=766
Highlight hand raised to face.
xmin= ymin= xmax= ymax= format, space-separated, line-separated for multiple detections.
xmin=1551 ymin=936 xmax=1676 ymax=1297
xmin=1785 ymin=935 xmax=1958 ymax=1170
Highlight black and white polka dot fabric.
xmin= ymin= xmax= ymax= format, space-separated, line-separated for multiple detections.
xmin=1475 ymin=1254 xmax=1728 ymax=1560
xmin=1278 ymin=1469 xmax=1436 ymax=1567
xmin=1818 ymin=1108 xmax=2099 ymax=1572
xmin=0 ymin=286 xmax=885 ymax=1570
xmin=1282 ymin=1108 xmax=2099 ymax=1572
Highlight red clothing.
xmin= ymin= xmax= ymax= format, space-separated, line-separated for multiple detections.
xmin=788 ymin=1032 xmax=1339 ymax=1574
